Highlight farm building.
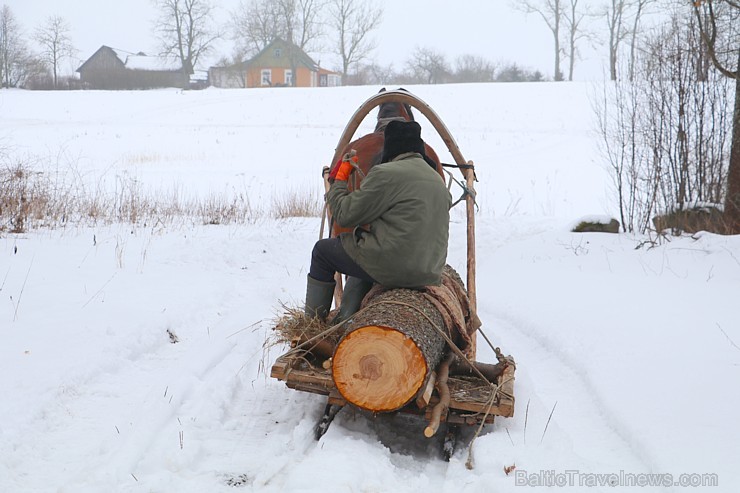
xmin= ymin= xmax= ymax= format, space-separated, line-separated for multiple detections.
xmin=76 ymin=46 xmax=189 ymax=90
xmin=209 ymin=38 xmax=341 ymax=89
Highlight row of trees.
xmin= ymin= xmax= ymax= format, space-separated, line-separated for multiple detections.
xmin=196 ymin=0 xmax=736 ymax=85
xmin=0 ymin=0 xmax=547 ymax=90
xmin=160 ymin=0 xmax=545 ymax=85
xmin=516 ymin=0 xmax=658 ymax=81
xmin=597 ymin=1 xmax=739 ymax=234
xmin=2 ymin=1 xmax=735 ymax=89
xmin=224 ymin=0 xmax=544 ymax=84
xmin=0 ymin=0 xmax=674 ymax=89
xmin=694 ymin=0 xmax=740 ymax=233
xmin=228 ymin=0 xmax=382 ymax=80
xmin=228 ymin=0 xmax=633 ymax=83
xmin=0 ymin=0 xmax=666 ymax=90
xmin=348 ymin=52 xmax=544 ymax=86
xmin=151 ymin=0 xmax=384 ymax=84
xmin=0 ymin=6 xmax=76 ymax=89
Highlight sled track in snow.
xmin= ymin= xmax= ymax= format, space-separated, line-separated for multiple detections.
xmin=491 ymin=310 xmax=653 ymax=470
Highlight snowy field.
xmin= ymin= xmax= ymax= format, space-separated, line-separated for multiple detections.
xmin=1 ymin=84 xmax=739 ymax=492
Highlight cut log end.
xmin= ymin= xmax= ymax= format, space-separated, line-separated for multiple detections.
xmin=332 ymin=325 xmax=428 ymax=412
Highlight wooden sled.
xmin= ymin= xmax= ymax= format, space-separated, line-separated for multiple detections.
xmin=270 ymin=348 xmax=515 ymax=424
xmin=270 ymin=89 xmax=515 ymax=458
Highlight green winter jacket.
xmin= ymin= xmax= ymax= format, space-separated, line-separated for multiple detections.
xmin=327 ymin=152 xmax=452 ymax=288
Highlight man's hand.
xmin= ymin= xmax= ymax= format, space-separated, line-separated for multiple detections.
xmin=333 ymin=151 xmax=358 ymax=182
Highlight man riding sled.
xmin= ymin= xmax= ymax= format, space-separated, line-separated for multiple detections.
xmin=305 ymin=120 xmax=452 ymax=323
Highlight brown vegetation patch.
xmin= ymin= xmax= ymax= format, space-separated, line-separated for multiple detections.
xmin=652 ymin=205 xmax=726 ymax=235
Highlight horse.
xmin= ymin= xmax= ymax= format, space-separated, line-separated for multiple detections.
xmin=328 ymin=88 xmax=444 ymax=237
xmin=332 ymin=87 xmax=443 ymax=182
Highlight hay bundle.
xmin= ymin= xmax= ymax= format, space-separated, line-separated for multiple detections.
xmin=272 ymin=306 xmax=342 ymax=360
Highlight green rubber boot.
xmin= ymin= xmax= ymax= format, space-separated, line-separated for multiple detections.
xmin=304 ymin=275 xmax=336 ymax=320
xmin=331 ymin=276 xmax=374 ymax=325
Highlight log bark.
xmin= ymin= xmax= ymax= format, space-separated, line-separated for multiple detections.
xmin=332 ymin=289 xmax=447 ymax=412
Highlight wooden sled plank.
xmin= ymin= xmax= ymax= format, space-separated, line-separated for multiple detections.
xmin=272 ymin=350 xmax=515 ymax=420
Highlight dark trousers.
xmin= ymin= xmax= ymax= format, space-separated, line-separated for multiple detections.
xmin=310 ymin=238 xmax=376 ymax=283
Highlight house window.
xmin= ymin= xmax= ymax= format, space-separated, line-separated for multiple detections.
xmin=274 ymin=48 xmax=282 ymax=58
xmin=261 ymin=69 xmax=272 ymax=86
xmin=285 ymin=69 xmax=293 ymax=86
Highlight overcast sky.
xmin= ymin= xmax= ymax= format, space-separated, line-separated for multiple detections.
xmin=3 ymin=0 xmax=608 ymax=80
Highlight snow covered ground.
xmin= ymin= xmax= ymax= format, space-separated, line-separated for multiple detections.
xmin=1 ymin=84 xmax=738 ymax=492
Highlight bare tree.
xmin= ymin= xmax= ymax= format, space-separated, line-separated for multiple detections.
xmin=278 ymin=0 xmax=323 ymax=86
xmin=626 ymin=0 xmax=652 ymax=80
xmin=33 ymin=15 xmax=75 ymax=89
xmin=562 ymin=0 xmax=592 ymax=80
xmin=404 ymin=47 xmax=450 ymax=84
xmin=1 ymin=5 xmax=25 ymax=88
xmin=693 ymin=0 xmax=740 ymax=232
xmin=596 ymin=7 xmax=733 ymax=233
xmin=599 ymin=1 xmax=654 ymax=81
xmin=280 ymin=0 xmax=323 ymax=50
xmin=602 ymin=0 xmax=627 ymax=80
xmin=346 ymin=61 xmax=397 ymax=85
xmin=231 ymin=0 xmax=323 ymax=86
xmin=152 ymin=0 xmax=219 ymax=77
xmin=515 ymin=0 xmax=565 ymax=81
xmin=232 ymin=0 xmax=281 ymax=57
xmin=232 ymin=0 xmax=322 ymax=58
xmin=454 ymin=54 xmax=497 ymax=83
xmin=326 ymin=0 xmax=382 ymax=78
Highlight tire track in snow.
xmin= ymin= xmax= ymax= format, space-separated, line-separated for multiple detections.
xmin=109 ymin=340 xmax=238 ymax=471
xmin=488 ymin=309 xmax=653 ymax=472
xmin=49 ymin=333 xmax=246 ymax=491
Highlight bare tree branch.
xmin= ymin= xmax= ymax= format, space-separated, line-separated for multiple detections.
xmin=514 ymin=0 xmax=564 ymax=80
xmin=692 ymin=0 xmax=738 ymax=78
xmin=690 ymin=0 xmax=740 ymax=232
xmin=562 ymin=0 xmax=596 ymax=81
xmin=0 ymin=5 xmax=29 ymax=88
xmin=153 ymin=0 xmax=219 ymax=77
xmin=597 ymin=0 xmax=655 ymax=81
xmin=454 ymin=54 xmax=497 ymax=83
xmin=404 ymin=46 xmax=451 ymax=84
xmin=33 ymin=15 xmax=75 ymax=89
xmin=232 ymin=0 xmax=323 ymax=60
xmin=326 ymin=0 xmax=382 ymax=78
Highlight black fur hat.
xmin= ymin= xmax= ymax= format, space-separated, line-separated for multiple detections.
xmin=380 ymin=120 xmax=426 ymax=163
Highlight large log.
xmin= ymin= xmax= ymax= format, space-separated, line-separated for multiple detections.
xmin=332 ymin=289 xmax=447 ymax=412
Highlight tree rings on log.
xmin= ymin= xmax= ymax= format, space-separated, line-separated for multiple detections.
xmin=332 ymin=289 xmax=447 ymax=412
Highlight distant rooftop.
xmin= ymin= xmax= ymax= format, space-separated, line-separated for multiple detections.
xmin=109 ymin=47 xmax=183 ymax=72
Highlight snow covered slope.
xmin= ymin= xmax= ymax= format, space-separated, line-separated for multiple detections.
xmin=1 ymin=84 xmax=738 ymax=492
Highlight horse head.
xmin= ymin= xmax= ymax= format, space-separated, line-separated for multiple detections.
xmin=375 ymin=87 xmax=415 ymax=132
